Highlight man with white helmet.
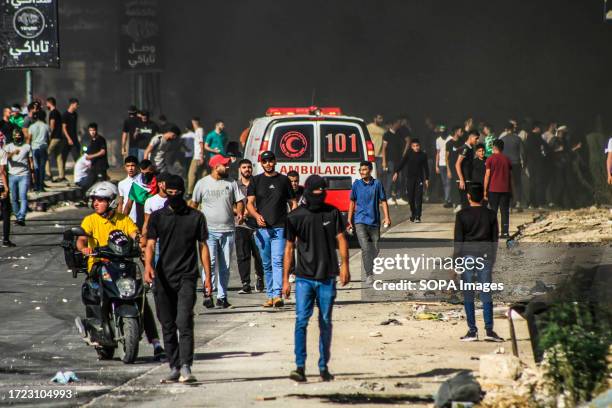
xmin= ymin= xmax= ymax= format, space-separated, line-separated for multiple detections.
xmin=75 ymin=181 xmax=165 ymax=360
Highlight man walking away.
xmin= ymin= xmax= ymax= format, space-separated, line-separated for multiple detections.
xmin=204 ymin=120 xmax=227 ymax=163
xmin=144 ymin=124 xmax=181 ymax=174
xmin=394 ymin=138 xmax=429 ymax=222
xmin=500 ymin=122 xmax=524 ymax=211
xmin=435 ymin=125 xmax=452 ymax=207
xmin=5 ymin=129 xmax=34 ymax=226
xmin=187 ymin=117 xmax=206 ymax=196
xmin=190 ymin=155 xmax=244 ymax=309
xmin=235 ymin=159 xmax=264 ymax=294
xmin=347 ymin=161 xmax=390 ymax=286
xmin=283 ymin=175 xmax=351 ymax=383
xmin=366 ymin=114 xmax=385 ymax=176
xmin=61 ymin=98 xmax=80 ymax=177
xmin=28 ymin=111 xmax=49 ymax=192
xmin=455 ymin=130 xmax=479 ymax=208
xmin=454 ymin=183 xmax=503 ymax=342
xmin=484 ymin=140 xmax=512 ymax=238
xmin=144 ymin=175 xmax=211 ymax=384
xmin=247 ymin=151 xmax=297 ymax=307
xmin=382 ymin=118 xmax=409 ymax=205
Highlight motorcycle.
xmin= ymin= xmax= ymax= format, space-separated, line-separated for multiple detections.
xmin=61 ymin=227 xmax=145 ymax=363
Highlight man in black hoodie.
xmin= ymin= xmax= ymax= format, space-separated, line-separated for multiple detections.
xmin=393 ymin=138 xmax=429 ymax=222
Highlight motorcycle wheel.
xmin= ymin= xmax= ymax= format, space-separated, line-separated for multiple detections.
xmin=95 ymin=346 xmax=115 ymax=360
xmin=120 ymin=317 xmax=139 ymax=364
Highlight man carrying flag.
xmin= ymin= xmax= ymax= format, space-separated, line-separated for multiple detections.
xmin=122 ymin=159 xmax=158 ymax=229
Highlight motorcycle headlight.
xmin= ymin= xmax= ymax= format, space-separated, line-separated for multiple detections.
xmin=116 ymin=278 xmax=136 ymax=298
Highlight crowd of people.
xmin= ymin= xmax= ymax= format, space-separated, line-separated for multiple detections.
xmin=1 ymin=99 xmax=610 ymax=382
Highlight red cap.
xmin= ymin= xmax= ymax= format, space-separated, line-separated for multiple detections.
xmin=209 ymin=154 xmax=231 ymax=169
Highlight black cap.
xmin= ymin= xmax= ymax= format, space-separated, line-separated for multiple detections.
xmin=128 ymin=105 xmax=137 ymax=114
xmin=165 ymin=174 xmax=185 ymax=192
xmin=304 ymin=175 xmax=327 ymax=192
xmin=156 ymin=172 xmax=171 ymax=183
xmin=260 ymin=150 xmax=275 ymax=161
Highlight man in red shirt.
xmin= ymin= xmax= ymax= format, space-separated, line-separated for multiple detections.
xmin=484 ymin=139 xmax=512 ymax=238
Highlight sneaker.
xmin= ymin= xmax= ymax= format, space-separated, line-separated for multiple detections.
xmin=365 ymin=275 xmax=375 ymax=286
xmin=443 ymin=202 xmax=453 ymax=208
xmin=484 ymin=330 xmax=504 ymax=342
xmin=289 ymin=274 xmax=296 ymax=283
xmin=202 ymin=295 xmax=214 ymax=309
xmin=387 ymin=198 xmax=397 ymax=206
xmin=262 ymin=298 xmax=274 ymax=308
xmin=453 ymin=205 xmax=462 ymax=214
xmin=15 ymin=220 xmax=25 ymax=226
xmin=396 ymin=198 xmax=409 ymax=205
xmin=2 ymin=240 xmax=16 ymax=247
xmin=160 ymin=367 xmax=180 ymax=384
xmin=178 ymin=364 xmax=196 ymax=383
xmin=153 ymin=344 xmax=166 ymax=361
xmin=273 ymin=297 xmax=284 ymax=308
xmin=460 ymin=330 xmax=478 ymax=342
xmin=289 ymin=367 xmax=307 ymax=382
xmin=409 ymin=216 xmax=415 ymax=222
xmin=500 ymin=233 xmax=510 ymax=239
xmin=415 ymin=217 xmax=421 ymax=223
xmin=255 ymin=278 xmax=264 ymax=292
xmin=238 ymin=286 xmax=252 ymax=295
xmin=216 ymin=297 xmax=231 ymax=309
xmin=320 ymin=368 xmax=335 ymax=382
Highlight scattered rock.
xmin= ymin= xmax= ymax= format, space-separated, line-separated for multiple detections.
xmin=360 ymin=381 xmax=385 ymax=391
xmin=394 ymin=381 xmax=422 ymax=389
xmin=380 ymin=318 xmax=402 ymax=326
xmin=479 ymin=354 xmax=522 ymax=381
xmin=434 ymin=371 xmax=482 ymax=408
xmin=369 ymin=331 xmax=383 ymax=337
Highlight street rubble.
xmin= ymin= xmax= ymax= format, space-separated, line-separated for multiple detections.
xmin=516 ymin=207 xmax=612 ymax=243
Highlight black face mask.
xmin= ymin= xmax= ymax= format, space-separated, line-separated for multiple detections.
xmin=167 ymin=194 xmax=186 ymax=211
xmin=303 ymin=190 xmax=326 ymax=211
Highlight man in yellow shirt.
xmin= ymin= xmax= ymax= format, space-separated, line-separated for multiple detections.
xmin=366 ymin=114 xmax=386 ymax=178
xmin=75 ymin=181 xmax=165 ymax=360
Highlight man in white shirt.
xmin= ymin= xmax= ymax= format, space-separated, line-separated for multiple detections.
xmin=434 ymin=125 xmax=452 ymax=208
xmin=187 ymin=117 xmax=205 ymax=196
xmin=116 ymin=155 xmax=141 ymax=223
xmin=5 ymin=129 xmax=34 ymax=226
xmin=74 ymin=147 xmax=92 ymax=193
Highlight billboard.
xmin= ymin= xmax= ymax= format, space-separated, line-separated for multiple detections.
xmin=118 ymin=0 xmax=162 ymax=72
xmin=0 ymin=0 xmax=60 ymax=69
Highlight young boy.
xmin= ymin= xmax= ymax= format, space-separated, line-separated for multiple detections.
xmin=472 ymin=143 xmax=486 ymax=186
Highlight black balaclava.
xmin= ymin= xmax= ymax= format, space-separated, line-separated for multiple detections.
xmin=165 ymin=175 xmax=187 ymax=211
xmin=303 ymin=175 xmax=327 ymax=211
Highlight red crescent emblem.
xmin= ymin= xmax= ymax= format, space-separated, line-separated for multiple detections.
xmin=280 ymin=131 xmax=307 ymax=159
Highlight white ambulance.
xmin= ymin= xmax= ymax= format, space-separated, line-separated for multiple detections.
xmin=243 ymin=106 xmax=376 ymax=212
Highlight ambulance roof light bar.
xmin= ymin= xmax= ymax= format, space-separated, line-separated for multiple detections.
xmin=265 ymin=106 xmax=342 ymax=117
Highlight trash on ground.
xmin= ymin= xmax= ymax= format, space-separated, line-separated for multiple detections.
xmin=415 ymin=312 xmax=443 ymax=321
xmin=360 ymin=381 xmax=385 ymax=391
xmin=380 ymin=318 xmax=402 ymax=326
xmin=51 ymin=371 xmax=79 ymax=384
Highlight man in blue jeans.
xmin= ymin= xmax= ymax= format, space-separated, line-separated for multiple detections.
xmin=247 ymin=151 xmax=296 ymax=308
xmin=283 ymin=175 xmax=350 ymax=382
xmin=454 ymin=183 xmax=503 ymax=342
xmin=4 ymin=129 xmax=34 ymax=226
xmin=191 ymin=155 xmax=244 ymax=309
xmin=347 ymin=161 xmax=391 ymax=286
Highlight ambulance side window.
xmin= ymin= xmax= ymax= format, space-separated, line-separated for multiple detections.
xmin=270 ymin=124 xmax=314 ymax=162
xmin=320 ymin=124 xmax=365 ymax=162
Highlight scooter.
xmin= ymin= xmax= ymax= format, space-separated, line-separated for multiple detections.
xmin=61 ymin=227 xmax=145 ymax=363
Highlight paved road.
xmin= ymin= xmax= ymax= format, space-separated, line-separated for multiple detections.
xmin=0 ymin=204 xmax=411 ymax=407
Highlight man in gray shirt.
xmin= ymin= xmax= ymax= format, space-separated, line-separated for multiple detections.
xmin=190 ymin=154 xmax=244 ymax=308
xmin=144 ymin=124 xmax=180 ymax=173
xmin=500 ymin=122 xmax=524 ymax=211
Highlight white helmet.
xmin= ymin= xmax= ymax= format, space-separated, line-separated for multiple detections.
xmin=87 ymin=181 xmax=119 ymax=209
